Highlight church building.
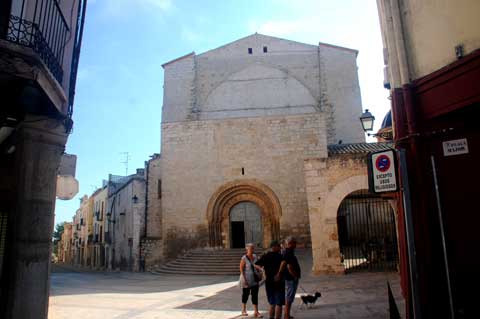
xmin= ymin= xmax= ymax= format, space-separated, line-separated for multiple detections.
xmin=144 ymin=34 xmax=397 ymax=275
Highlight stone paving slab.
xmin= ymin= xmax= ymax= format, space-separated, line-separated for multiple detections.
xmin=49 ymin=264 xmax=404 ymax=319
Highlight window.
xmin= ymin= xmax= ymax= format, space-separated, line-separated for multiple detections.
xmin=248 ymin=48 xmax=253 ymax=54
xmin=158 ymin=179 xmax=162 ymax=199
xmin=263 ymin=46 xmax=267 ymax=53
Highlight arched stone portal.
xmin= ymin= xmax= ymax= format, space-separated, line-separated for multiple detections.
xmin=207 ymin=180 xmax=282 ymax=248
xmin=337 ymin=189 xmax=399 ymax=273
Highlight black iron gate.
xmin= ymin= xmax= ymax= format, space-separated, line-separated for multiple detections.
xmin=337 ymin=189 xmax=399 ymax=273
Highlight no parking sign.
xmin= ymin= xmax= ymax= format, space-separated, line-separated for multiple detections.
xmin=367 ymin=149 xmax=399 ymax=193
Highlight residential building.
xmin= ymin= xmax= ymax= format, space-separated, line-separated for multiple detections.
xmin=0 ymin=0 xmax=87 ymax=317
xmin=59 ymin=223 xmax=73 ymax=264
xmin=78 ymin=195 xmax=89 ymax=266
xmin=106 ymin=171 xmax=146 ymax=271
xmin=85 ymin=195 xmax=94 ymax=266
xmin=376 ymin=0 xmax=480 ymax=317
xmin=72 ymin=208 xmax=82 ymax=265
xmin=92 ymin=185 xmax=108 ymax=269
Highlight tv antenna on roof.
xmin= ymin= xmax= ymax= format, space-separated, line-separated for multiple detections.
xmin=120 ymin=152 xmax=131 ymax=176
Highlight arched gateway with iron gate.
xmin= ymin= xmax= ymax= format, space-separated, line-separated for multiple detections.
xmin=207 ymin=180 xmax=282 ymax=249
xmin=337 ymin=189 xmax=399 ymax=273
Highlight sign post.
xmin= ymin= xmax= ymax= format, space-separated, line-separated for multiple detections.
xmin=368 ymin=148 xmax=422 ymax=318
xmin=367 ymin=149 xmax=399 ymax=193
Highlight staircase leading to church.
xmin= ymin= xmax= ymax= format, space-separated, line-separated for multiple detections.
xmin=152 ymin=248 xmax=309 ymax=276
xmin=152 ymin=248 xmax=251 ymax=275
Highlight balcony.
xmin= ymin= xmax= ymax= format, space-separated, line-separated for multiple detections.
xmin=4 ymin=0 xmax=70 ymax=83
xmin=0 ymin=0 xmax=87 ymax=119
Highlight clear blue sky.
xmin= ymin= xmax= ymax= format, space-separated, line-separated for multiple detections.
xmin=54 ymin=0 xmax=390 ymax=225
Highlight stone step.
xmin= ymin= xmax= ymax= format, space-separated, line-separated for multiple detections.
xmin=186 ymin=252 xmax=248 ymax=257
xmin=154 ymin=249 xmax=255 ymax=275
xmin=168 ymin=260 xmax=240 ymax=266
xmin=154 ymin=248 xmax=308 ymax=276
xmin=164 ymin=263 xmax=240 ymax=271
xmin=156 ymin=267 xmax=240 ymax=275
xmin=152 ymin=269 xmax=238 ymax=276
xmin=177 ymin=257 xmax=242 ymax=262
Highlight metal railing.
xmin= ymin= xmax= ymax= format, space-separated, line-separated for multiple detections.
xmin=337 ymin=189 xmax=399 ymax=273
xmin=5 ymin=0 xmax=70 ymax=83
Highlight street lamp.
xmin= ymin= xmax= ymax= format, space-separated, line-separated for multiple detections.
xmin=360 ymin=109 xmax=375 ymax=132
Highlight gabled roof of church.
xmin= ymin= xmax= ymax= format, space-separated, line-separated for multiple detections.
xmin=162 ymin=51 xmax=195 ymax=68
xmin=162 ymin=33 xmax=358 ymax=67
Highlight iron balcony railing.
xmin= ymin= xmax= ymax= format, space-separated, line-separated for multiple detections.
xmin=5 ymin=0 xmax=70 ymax=83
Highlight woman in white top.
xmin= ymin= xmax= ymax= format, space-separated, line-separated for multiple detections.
xmin=239 ymin=243 xmax=263 ymax=317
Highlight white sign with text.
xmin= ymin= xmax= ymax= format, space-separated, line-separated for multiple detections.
xmin=443 ymin=138 xmax=468 ymax=157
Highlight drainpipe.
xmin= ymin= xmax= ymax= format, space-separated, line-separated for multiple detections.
xmin=389 ymin=0 xmax=410 ymax=86
xmin=388 ymin=0 xmax=418 ymax=138
xmin=383 ymin=2 xmax=422 ymax=319
xmin=144 ymin=160 xmax=149 ymax=238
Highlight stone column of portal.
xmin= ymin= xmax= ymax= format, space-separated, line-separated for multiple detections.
xmin=5 ymin=116 xmax=68 ymax=319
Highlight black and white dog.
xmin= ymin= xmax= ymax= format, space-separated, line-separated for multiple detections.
xmin=299 ymin=291 xmax=322 ymax=308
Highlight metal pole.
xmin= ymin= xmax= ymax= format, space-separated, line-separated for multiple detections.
xmin=398 ymin=149 xmax=422 ymax=319
xmin=430 ymin=155 xmax=455 ymax=319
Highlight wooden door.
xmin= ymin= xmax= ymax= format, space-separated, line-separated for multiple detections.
xmin=230 ymin=202 xmax=263 ymax=248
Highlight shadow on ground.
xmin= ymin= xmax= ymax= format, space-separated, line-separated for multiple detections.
xmin=51 ymin=264 xmax=238 ymax=296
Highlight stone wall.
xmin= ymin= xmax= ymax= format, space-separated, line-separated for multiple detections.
xmin=141 ymin=237 xmax=164 ymax=270
xmin=161 ymin=113 xmax=328 ymax=258
xmin=318 ymin=44 xmax=365 ymax=144
xmin=304 ymin=153 xmax=369 ymax=274
xmin=145 ymin=155 xmax=162 ymax=238
xmin=162 ymin=34 xmax=365 ymax=144
xmin=144 ymin=155 xmax=163 ymax=266
xmin=160 ymin=34 xmax=367 ymax=260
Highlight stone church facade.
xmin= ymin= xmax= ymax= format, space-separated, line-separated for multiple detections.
xmin=154 ymin=33 xmax=366 ymax=261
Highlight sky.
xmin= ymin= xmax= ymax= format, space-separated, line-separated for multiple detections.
xmin=54 ymin=0 xmax=390 ymax=225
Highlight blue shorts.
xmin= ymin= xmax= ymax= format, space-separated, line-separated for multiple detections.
xmin=265 ymin=282 xmax=285 ymax=306
xmin=285 ymin=279 xmax=299 ymax=304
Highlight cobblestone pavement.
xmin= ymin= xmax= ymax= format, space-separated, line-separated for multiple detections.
xmin=49 ymin=261 xmax=404 ymax=319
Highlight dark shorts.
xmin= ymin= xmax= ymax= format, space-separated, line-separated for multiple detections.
xmin=285 ymin=279 xmax=299 ymax=304
xmin=265 ymin=281 xmax=285 ymax=306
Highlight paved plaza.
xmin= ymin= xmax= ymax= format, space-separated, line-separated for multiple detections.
xmin=49 ymin=261 xmax=404 ymax=319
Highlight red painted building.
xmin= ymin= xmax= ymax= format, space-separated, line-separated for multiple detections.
xmin=377 ymin=1 xmax=480 ymax=318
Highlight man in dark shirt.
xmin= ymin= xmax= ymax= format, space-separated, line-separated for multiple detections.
xmin=256 ymin=240 xmax=285 ymax=319
xmin=282 ymin=236 xmax=300 ymax=319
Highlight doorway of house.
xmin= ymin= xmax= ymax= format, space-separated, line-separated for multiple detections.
xmin=230 ymin=201 xmax=262 ymax=248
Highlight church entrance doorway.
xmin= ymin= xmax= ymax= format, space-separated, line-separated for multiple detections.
xmin=231 ymin=222 xmax=245 ymax=248
xmin=230 ymin=202 xmax=262 ymax=248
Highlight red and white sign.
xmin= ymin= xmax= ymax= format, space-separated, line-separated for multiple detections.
xmin=369 ymin=150 xmax=398 ymax=193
